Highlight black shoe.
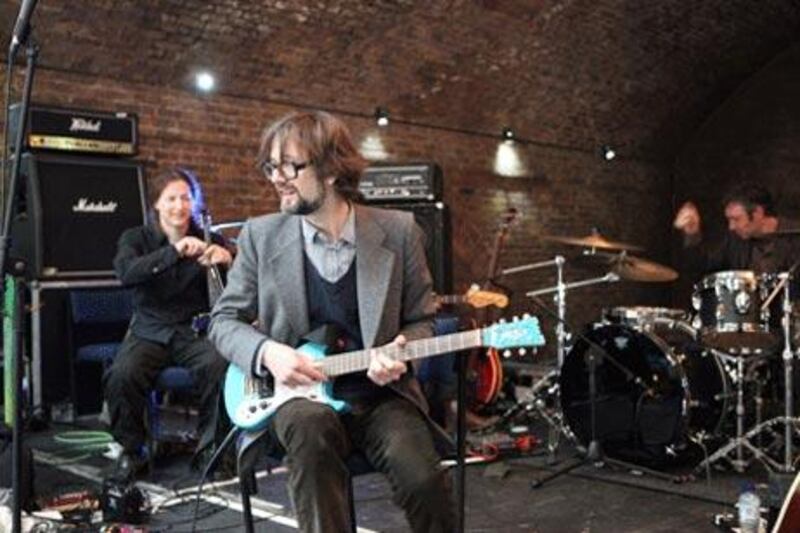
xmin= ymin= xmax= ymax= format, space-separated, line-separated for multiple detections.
xmin=114 ymin=451 xmax=149 ymax=481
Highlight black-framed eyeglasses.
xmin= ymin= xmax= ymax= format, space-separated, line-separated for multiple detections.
xmin=260 ymin=160 xmax=311 ymax=182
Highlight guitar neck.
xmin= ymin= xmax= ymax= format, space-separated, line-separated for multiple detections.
xmin=321 ymin=329 xmax=483 ymax=377
xmin=436 ymin=294 xmax=466 ymax=305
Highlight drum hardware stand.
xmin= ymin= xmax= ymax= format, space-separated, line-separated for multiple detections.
xmin=529 ymin=340 xmax=603 ymax=489
xmin=498 ymin=257 xmax=570 ymax=460
xmin=695 ymin=269 xmax=800 ymax=474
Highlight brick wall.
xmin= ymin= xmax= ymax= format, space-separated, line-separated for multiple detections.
xmin=0 ymin=64 xmax=675 ymax=358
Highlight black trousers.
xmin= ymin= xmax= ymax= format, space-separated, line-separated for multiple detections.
xmin=271 ymin=395 xmax=455 ymax=533
xmin=103 ymin=330 xmax=228 ymax=454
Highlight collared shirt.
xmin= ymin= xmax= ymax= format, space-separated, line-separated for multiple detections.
xmin=301 ymin=206 xmax=357 ymax=283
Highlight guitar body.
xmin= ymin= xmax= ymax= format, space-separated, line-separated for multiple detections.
xmin=469 ymin=348 xmax=503 ymax=407
xmin=224 ymin=342 xmax=348 ymax=432
xmin=773 ymin=470 xmax=800 ymax=533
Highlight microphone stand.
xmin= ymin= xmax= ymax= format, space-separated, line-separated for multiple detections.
xmin=1 ymin=33 xmax=39 ymax=532
xmin=526 ymin=286 xmax=649 ymax=488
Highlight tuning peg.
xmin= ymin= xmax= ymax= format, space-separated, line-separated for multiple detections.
xmin=518 ymin=348 xmax=527 ymax=356
xmin=503 ymin=349 xmax=512 ymax=358
xmin=498 ymin=318 xmax=507 ymax=323
xmin=512 ymin=315 xmax=520 ymax=322
xmin=523 ymin=312 xmax=531 ymax=319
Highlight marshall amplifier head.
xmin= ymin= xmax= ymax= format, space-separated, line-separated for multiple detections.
xmin=359 ymin=163 xmax=443 ymax=203
xmin=9 ymin=104 xmax=138 ymax=156
xmin=10 ymin=153 xmax=147 ymax=279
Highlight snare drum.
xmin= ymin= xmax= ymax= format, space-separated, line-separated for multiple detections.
xmin=604 ymin=306 xmax=688 ymax=331
xmin=692 ymin=270 xmax=778 ymax=352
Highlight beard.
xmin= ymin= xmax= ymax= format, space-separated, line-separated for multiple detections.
xmin=279 ymin=180 xmax=326 ymax=216
xmin=291 ymin=195 xmax=324 ymax=215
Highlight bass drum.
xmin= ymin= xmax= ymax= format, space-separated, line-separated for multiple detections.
xmin=560 ymin=323 xmax=729 ymax=466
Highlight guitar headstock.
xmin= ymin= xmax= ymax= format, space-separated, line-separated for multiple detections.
xmin=499 ymin=207 xmax=520 ymax=229
xmin=481 ymin=315 xmax=545 ymax=351
xmin=464 ymin=286 xmax=509 ymax=309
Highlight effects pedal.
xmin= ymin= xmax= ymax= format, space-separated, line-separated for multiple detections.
xmin=101 ymin=478 xmax=149 ymax=524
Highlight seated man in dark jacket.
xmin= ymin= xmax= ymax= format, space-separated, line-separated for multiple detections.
xmin=105 ymin=168 xmax=231 ymax=479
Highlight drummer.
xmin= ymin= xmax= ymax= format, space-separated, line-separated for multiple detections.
xmin=673 ymin=181 xmax=799 ymax=274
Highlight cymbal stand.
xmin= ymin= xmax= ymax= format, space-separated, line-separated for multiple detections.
xmin=499 ymin=256 xmax=620 ymax=459
xmin=502 ymin=256 xmax=569 ymax=368
xmin=499 ymin=256 xmax=570 ymax=460
xmin=763 ymin=267 xmax=800 ymax=471
xmin=762 ymin=271 xmax=800 ymax=471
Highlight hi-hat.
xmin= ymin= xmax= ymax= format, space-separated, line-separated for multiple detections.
xmin=611 ymin=255 xmax=679 ymax=283
xmin=543 ymin=231 xmax=644 ymax=252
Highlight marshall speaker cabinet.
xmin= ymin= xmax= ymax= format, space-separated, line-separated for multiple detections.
xmin=359 ymin=163 xmax=451 ymax=294
xmin=10 ymin=153 xmax=147 ymax=279
xmin=380 ymin=202 xmax=452 ymax=295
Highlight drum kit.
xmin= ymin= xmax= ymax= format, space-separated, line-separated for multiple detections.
xmin=501 ymin=230 xmax=800 ymax=474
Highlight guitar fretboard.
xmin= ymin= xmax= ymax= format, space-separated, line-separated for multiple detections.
xmin=436 ymin=295 xmax=466 ymax=305
xmin=321 ymin=329 xmax=483 ymax=377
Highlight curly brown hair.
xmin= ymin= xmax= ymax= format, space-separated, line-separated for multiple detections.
xmin=256 ymin=111 xmax=367 ymax=202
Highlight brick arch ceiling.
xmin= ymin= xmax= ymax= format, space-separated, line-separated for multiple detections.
xmin=2 ymin=0 xmax=799 ymax=161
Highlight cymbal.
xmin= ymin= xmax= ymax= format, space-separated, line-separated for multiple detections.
xmin=611 ymin=255 xmax=679 ymax=283
xmin=543 ymin=232 xmax=644 ymax=252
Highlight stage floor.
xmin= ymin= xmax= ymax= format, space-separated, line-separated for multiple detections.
xmin=19 ymin=416 xmax=765 ymax=532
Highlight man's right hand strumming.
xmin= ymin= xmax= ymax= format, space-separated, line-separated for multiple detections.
xmin=673 ymin=201 xmax=702 ymax=236
xmin=259 ymin=341 xmax=327 ymax=387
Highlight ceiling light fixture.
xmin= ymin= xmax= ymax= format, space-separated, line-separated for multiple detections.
xmin=600 ymin=144 xmax=616 ymax=161
xmin=375 ymin=107 xmax=390 ymax=127
xmin=195 ymin=71 xmax=216 ymax=93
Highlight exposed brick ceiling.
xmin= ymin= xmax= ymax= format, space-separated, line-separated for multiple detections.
xmin=2 ymin=0 xmax=799 ymax=161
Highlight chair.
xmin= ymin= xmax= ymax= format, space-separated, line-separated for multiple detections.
xmin=236 ymin=314 xmax=467 ymax=532
xmin=69 ymin=287 xmax=201 ymax=469
xmin=236 ymin=431 xmax=378 ymax=533
xmin=146 ymin=366 xmax=197 ymax=458
xmin=67 ymin=288 xmax=134 ymax=416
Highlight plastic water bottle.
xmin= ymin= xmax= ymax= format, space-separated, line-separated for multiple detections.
xmin=738 ymin=481 xmax=761 ymax=533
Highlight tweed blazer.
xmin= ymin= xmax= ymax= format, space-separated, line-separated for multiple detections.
xmin=208 ymin=203 xmax=437 ymax=413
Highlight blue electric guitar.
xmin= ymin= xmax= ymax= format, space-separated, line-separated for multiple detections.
xmin=224 ymin=316 xmax=545 ymax=432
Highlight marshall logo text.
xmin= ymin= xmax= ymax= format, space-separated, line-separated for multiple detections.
xmin=72 ymin=198 xmax=118 ymax=213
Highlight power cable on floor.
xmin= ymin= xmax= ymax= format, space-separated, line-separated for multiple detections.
xmin=46 ymin=430 xmax=114 ymax=463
